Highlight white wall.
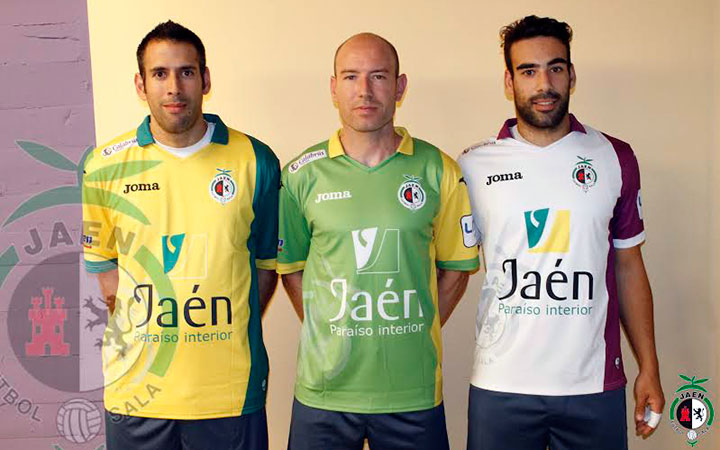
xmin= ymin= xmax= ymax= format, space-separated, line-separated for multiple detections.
xmin=87 ymin=1 xmax=719 ymax=448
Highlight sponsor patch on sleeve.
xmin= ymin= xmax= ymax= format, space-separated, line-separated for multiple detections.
xmin=288 ymin=149 xmax=327 ymax=174
xmin=81 ymin=234 xmax=93 ymax=248
xmin=460 ymin=215 xmax=478 ymax=248
xmin=461 ymin=138 xmax=497 ymax=155
xmin=101 ymin=137 xmax=138 ymax=158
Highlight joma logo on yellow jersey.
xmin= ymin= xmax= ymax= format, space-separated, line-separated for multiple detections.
xmin=123 ymin=182 xmax=160 ymax=194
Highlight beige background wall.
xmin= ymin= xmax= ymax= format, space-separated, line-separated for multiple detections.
xmin=87 ymin=1 xmax=719 ymax=448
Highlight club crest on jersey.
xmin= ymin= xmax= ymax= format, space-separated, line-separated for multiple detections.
xmin=572 ymin=156 xmax=597 ymax=192
xmin=209 ymin=168 xmax=237 ymax=204
xmin=669 ymin=374 xmax=715 ymax=447
xmin=397 ymin=175 xmax=426 ymax=211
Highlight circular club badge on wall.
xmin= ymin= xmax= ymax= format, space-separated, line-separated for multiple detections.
xmin=669 ymin=374 xmax=715 ymax=447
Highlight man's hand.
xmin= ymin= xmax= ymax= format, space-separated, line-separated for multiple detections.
xmin=633 ymin=369 xmax=665 ymax=438
xmin=615 ymin=245 xmax=664 ymax=438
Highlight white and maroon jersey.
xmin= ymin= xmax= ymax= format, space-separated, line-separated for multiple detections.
xmin=458 ymin=115 xmax=645 ymax=396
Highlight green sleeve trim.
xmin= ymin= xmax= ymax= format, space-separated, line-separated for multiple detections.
xmin=84 ymin=258 xmax=118 ymax=273
xmin=436 ymin=257 xmax=479 ymax=272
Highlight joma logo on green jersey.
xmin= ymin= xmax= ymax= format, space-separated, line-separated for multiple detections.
xmin=351 ymin=228 xmax=400 ymax=274
xmin=315 ymin=190 xmax=352 ymax=203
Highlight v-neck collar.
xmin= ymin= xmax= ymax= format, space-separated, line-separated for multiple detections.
xmin=497 ymin=114 xmax=586 ymax=140
xmin=328 ymin=127 xmax=414 ymax=172
xmin=496 ymin=114 xmax=587 ymax=150
xmin=136 ymin=113 xmax=229 ymax=147
xmin=135 ymin=113 xmax=230 ymax=162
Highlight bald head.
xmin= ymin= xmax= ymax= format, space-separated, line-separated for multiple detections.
xmin=333 ymin=33 xmax=399 ymax=78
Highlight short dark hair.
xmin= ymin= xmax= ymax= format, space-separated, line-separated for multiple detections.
xmin=334 ymin=33 xmax=400 ymax=78
xmin=500 ymin=15 xmax=573 ymax=74
xmin=136 ymin=20 xmax=206 ymax=79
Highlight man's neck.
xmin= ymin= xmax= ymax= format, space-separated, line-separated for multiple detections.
xmin=515 ymin=114 xmax=571 ymax=147
xmin=339 ymin=122 xmax=402 ymax=167
xmin=150 ymin=115 xmax=208 ymax=148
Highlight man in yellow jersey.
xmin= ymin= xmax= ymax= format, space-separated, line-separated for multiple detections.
xmin=81 ymin=21 xmax=279 ymax=450
xmin=278 ymin=33 xmax=479 ymax=449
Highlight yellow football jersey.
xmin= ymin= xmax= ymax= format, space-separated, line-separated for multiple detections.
xmin=82 ymin=114 xmax=279 ymax=419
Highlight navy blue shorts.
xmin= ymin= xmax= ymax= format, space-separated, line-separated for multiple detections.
xmin=105 ymin=408 xmax=268 ymax=450
xmin=467 ymin=386 xmax=627 ymax=450
xmin=288 ymin=398 xmax=450 ymax=450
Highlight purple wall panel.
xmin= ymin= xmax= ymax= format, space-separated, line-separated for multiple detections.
xmin=0 ymin=1 xmax=103 ymax=449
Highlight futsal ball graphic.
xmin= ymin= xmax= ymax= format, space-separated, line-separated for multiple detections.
xmin=56 ymin=398 xmax=102 ymax=443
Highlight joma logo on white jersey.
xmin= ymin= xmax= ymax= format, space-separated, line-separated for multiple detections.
xmin=486 ymin=171 xmax=523 ymax=186
xmin=315 ymin=190 xmax=352 ymax=203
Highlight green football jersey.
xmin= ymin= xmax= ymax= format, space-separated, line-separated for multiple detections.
xmin=278 ymin=127 xmax=479 ymax=413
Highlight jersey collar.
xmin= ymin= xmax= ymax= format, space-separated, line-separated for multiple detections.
xmin=136 ymin=113 xmax=229 ymax=147
xmin=496 ymin=113 xmax=586 ymax=140
xmin=328 ymin=127 xmax=414 ymax=158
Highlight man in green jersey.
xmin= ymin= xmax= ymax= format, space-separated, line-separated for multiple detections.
xmin=277 ymin=33 xmax=479 ymax=449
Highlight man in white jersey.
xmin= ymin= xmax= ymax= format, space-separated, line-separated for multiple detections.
xmin=459 ymin=16 xmax=664 ymax=449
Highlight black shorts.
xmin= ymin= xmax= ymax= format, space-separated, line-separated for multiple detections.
xmin=105 ymin=408 xmax=268 ymax=450
xmin=287 ymin=398 xmax=449 ymax=450
xmin=467 ymin=385 xmax=627 ymax=450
